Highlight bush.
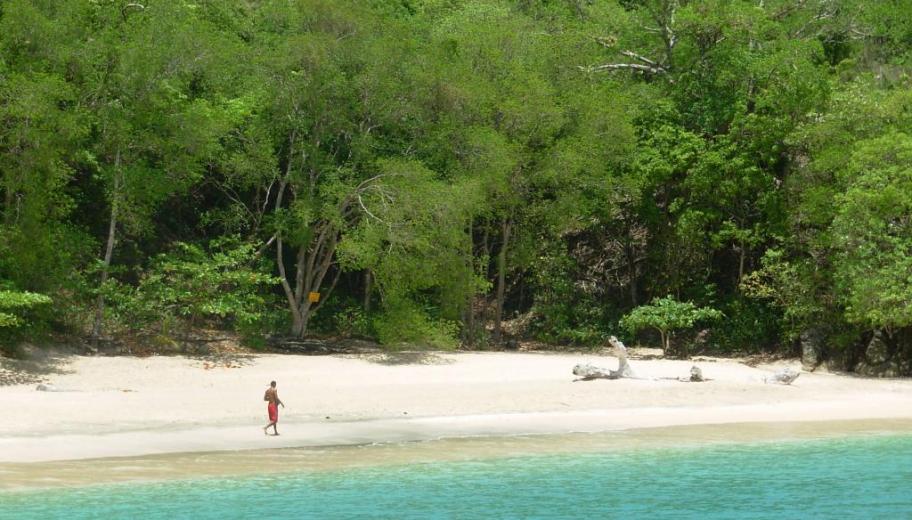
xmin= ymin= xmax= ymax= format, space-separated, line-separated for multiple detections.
xmin=373 ymin=299 xmax=458 ymax=350
xmin=307 ymin=295 xmax=374 ymax=338
xmin=621 ymin=296 xmax=722 ymax=356
xmin=105 ymin=239 xmax=279 ymax=334
xmin=0 ymin=288 xmax=52 ymax=329
xmin=709 ymin=298 xmax=783 ymax=353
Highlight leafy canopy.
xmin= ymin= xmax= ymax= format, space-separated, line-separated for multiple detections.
xmin=621 ymin=296 xmax=722 ymax=340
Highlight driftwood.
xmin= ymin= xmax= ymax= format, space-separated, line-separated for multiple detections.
xmin=573 ymin=363 xmax=622 ymax=381
xmin=657 ymin=365 xmax=712 ymax=383
xmin=764 ymin=367 xmax=800 ymax=385
xmin=35 ymin=383 xmax=78 ymax=392
xmin=573 ymin=336 xmax=635 ymax=381
xmin=572 ymin=337 xmax=716 ymax=383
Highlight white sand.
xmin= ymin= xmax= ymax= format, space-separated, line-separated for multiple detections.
xmin=1 ymin=352 xmax=910 ymax=463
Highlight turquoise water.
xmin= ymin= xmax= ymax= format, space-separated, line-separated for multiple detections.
xmin=3 ymin=434 xmax=912 ymax=519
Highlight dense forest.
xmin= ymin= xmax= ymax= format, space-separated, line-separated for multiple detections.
xmin=1 ymin=0 xmax=911 ymax=373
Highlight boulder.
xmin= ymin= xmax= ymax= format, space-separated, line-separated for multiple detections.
xmin=799 ymin=327 xmax=824 ymax=371
xmin=854 ymin=329 xmax=906 ymax=377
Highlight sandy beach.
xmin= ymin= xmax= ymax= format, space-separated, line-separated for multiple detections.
xmin=1 ymin=351 xmax=911 ymax=464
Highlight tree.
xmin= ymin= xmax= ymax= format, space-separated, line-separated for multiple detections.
xmin=621 ymin=296 xmax=722 ymax=355
xmin=338 ymin=158 xmax=483 ymax=348
xmin=246 ymin=0 xmax=420 ymax=337
xmin=68 ymin=2 xmax=237 ymax=339
xmin=420 ymin=2 xmax=567 ymax=344
xmin=831 ymin=132 xmax=912 ymax=331
xmin=0 ymin=1 xmax=89 ymax=295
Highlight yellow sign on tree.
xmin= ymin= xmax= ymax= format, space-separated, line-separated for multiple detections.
xmin=308 ymin=292 xmax=321 ymax=303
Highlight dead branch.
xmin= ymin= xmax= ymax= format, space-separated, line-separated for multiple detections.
xmin=581 ymin=62 xmax=667 ymax=74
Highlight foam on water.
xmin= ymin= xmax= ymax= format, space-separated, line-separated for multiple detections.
xmin=2 ymin=431 xmax=912 ymax=519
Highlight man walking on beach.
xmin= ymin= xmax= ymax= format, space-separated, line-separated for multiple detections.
xmin=263 ymin=381 xmax=284 ymax=436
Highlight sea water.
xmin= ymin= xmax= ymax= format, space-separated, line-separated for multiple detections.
xmin=2 ymin=433 xmax=911 ymax=519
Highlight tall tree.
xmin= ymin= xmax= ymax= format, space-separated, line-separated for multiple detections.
xmin=69 ymin=2 xmax=234 ymax=338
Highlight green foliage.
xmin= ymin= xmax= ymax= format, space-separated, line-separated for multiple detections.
xmin=741 ymin=249 xmax=823 ymax=341
xmin=527 ymin=243 xmax=618 ymax=346
xmin=0 ymin=289 xmax=52 ymax=329
xmin=831 ymin=132 xmax=912 ymax=328
xmin=107 ymin=240 xmax=278 ymax=334
xmin=710 ymin=297 xmax=783 ymax=353
xmin=373 ymin=298 xmax=459 ymax=350
xmin=1 ymin=0 xmax=911 ymax=363
xmin=621 ymin=296 xmax=723 ymax=355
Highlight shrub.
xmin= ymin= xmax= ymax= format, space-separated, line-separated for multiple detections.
xmin=106 ymin=240 xmax=279 ymax=334
xmin=620 ymin=296 xmax=722 ymax=356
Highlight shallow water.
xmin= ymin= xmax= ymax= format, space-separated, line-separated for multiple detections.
xmin=2 ymin=425 xmax=912 ymax=519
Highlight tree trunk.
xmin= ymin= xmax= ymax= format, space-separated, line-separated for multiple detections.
xmin=290 ymin=309 xmax=304 ymax=337
xmin=91 ymin=150 xmax=121 ymax=341
xmin=659 ymin=329 xmax=668 ymax=356
xmin=493 ymin=217 xmax=512 ymax=344
xmin=2 ymin=186 xmax=13 ymax=226
xmin=627 ymin=245 xmax=639 ymax=307
xmin=465 ymin=294 xmax=475 ymax=346
xmin=463 ymin=224 xmax=476 ymax=346
xmin=363 ymin=270 xmax=372 ymax=314
xmin=738 ymin=239 xmax=746 ymax=282
xmin=479 ymin=222 xmax=491 ymax=331
xmin=278 ymin=227 xmax=341 ymax=339
xmin=291 ymin=303 xmax=315 ymax=337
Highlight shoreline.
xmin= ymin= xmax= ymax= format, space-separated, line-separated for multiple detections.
xmin=2 ymin=418 xmax=912 ymax=491
xmin=1 ymin=351 xmax=911 ymax=467
xmin=3 ymin=400 xmax=912 ymax=464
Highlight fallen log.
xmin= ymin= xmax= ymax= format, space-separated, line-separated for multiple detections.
xmin=572 ymin=336 xmax=636 ymax=381
xmin=572 ymin=363 xmax=621 ymax=381
xmin=764 ymin=367 xmax=800 ymax=385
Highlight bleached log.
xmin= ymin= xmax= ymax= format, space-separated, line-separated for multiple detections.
xmin=572 ymin=335 xmax=635 ymax=381
xmin=607 ymin=335 xmax=634 ymax=377
xmin=764 ymin=367 xmax=800 ymax=385
xmin=572 ymin=363 xmax=620 ymax=380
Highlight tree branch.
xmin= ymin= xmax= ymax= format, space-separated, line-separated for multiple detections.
xmin=581 ymin=62 xmax=667 ymax=74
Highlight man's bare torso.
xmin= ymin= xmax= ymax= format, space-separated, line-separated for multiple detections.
xmin=264 ymin=387 xmax=278 ymax=405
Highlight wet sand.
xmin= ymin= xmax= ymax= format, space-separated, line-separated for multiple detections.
xmin=3 ymin=419 xmax=911 ymax=491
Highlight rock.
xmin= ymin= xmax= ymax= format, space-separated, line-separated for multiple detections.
xmin=856 ymin=359 xmax=903 ymax=378
xmin=800 ymin=327 xmax=824 ymax=371
xmin=864 ymin=330 xmax=891 ymax=365
xmin=764 ymin=367 xmax=800 ymax=385
xmin=854 ymin=329 xmax=909 ymax=377
xmin=690 ymin=365 xmax=704 ymax=382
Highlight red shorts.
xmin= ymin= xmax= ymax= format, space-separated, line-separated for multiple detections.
xmin=268 ymin=402 xmax=278 ymax=423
